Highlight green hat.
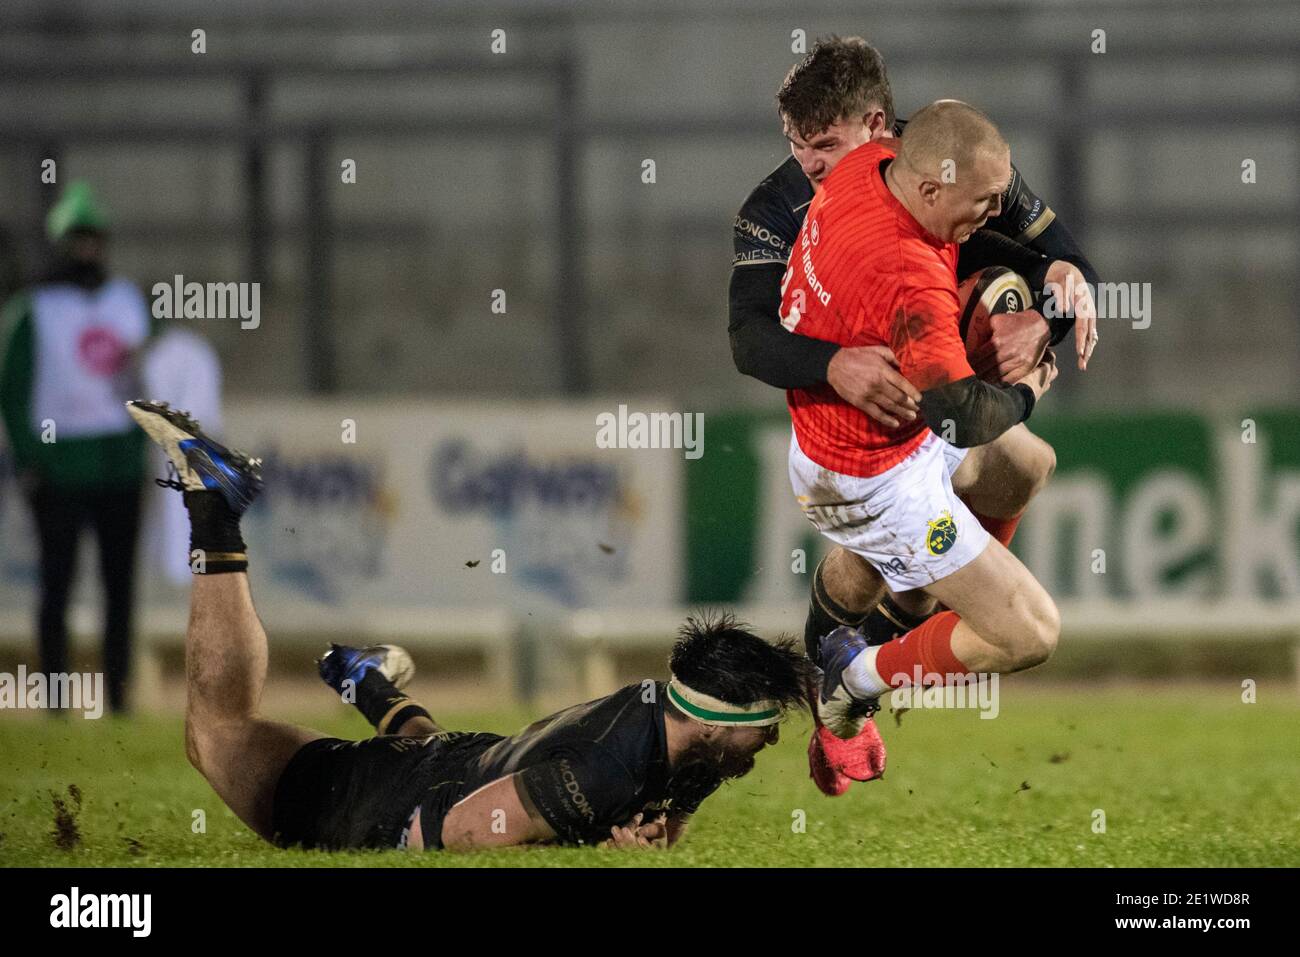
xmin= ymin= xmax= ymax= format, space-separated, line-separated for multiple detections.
xmin=47 ymin=180 xmax=110 ymax=242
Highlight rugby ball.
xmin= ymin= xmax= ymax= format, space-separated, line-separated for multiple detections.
xmin=957 ymin=266 xmax=1033 ymax=377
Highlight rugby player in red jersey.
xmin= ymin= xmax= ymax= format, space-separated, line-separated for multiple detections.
xmin=731 ymin=37 xmax=1099 ymax=793
xmin=778 ymin=101 xmax=1063 ymax=759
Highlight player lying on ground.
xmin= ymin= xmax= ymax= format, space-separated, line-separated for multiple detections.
xmin=312 ymin=640 xmax=754 ymax=849
xmin=729 ymin=36 xmax=1100 ymax=792
xmin=127 ymin=399 xmax=813 ymax=852
xmin=778 ymin=102 xmax=1064 ymax=778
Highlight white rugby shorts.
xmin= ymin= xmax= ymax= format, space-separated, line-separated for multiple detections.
xmin=788 ymin=429 xmax=990 ymax=591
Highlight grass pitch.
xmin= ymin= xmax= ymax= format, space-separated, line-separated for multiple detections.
xmin=2 ymin=683 xmax=1298 ymax=867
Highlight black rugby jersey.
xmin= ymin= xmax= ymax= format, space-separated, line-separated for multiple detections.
xmin=729 ymin=125 xmax=1098 ymax=387
xmin=732 ymin=134 xmax=1057 ymax=269
xmin=419 ymin=682 xmax=724 ymax=848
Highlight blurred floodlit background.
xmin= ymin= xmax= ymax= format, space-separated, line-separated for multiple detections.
xmin=1 ymin=0 xmax=1298 ymax=705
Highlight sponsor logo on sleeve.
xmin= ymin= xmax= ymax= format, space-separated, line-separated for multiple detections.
xmin=558 ymin=759 xmax=596 ymax=823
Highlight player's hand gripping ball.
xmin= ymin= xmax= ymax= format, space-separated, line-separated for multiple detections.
xmin=958 ymin=266 xmax=1047 ymax=384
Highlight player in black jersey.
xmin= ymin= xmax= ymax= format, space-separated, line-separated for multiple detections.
xmin=728 ymin=37 xmax=1103 ymax=795
xmin=304 ymin=630 xmax=806 ymax=851
xmin=125 ymin=400 xmax=813 ymax=853
xmin=731 ymin=38 xmax=1101 ymax=398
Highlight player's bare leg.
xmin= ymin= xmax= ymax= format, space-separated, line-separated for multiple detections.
xmin=817 ymin=538 xmax=1059 ymax=736
xmin=186 ymin=573 xmax=326 ymax=839
xmin=922 ymin=539 xmax=1058 ymax=673
xmin=126 ymin=400 xmax=327 ymax=842
xmin=950 ymin=424 xmax=1055 ymax=524
xmin=804 ymin=547 xmax=888 ymax=654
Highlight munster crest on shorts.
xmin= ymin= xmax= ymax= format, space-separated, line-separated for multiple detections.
xmin=925 ymin=511 xmax=958 ymax=555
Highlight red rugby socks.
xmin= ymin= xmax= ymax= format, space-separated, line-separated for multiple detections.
xmin=970 ymin=508 xmax=1023 ymax=549
xmin=845 ymin=611 xmax=974 ymax=698
xmin=874 ymin=611 xmax=971 ymax=686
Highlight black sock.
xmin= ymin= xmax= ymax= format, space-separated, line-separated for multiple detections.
xmin=803 ymin=558 xmax=871 ymax=659
xmin=353 ymin=670 xmax=432 ymax=735
xmin=184 ymin=490 xmax=248 ymax=574
xmin=863 ymin=593 xmax=933 ymax=647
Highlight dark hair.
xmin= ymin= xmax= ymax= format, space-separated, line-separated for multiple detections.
xmin=776 ymin=36 xmax=895 ymax=140
xmin=668 ymin=611 xmax=813 ymax=715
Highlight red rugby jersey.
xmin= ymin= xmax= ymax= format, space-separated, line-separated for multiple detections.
xmin=779 ymin=141 xmax=976 ymax=478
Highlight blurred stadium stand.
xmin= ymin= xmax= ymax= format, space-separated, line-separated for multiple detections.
xmin=1 ymin=0 xmax=1296 ymax=409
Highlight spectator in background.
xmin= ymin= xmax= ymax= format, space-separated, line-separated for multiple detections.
xmin=141 ymin=322 xmax=223 ymax=584
xmin=0 ymin=180 xmax=151 ymax=714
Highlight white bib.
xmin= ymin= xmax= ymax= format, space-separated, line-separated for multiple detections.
xmin=30 ymin=278 xmax=149 ymax=439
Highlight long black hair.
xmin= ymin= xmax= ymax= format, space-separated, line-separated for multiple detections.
xmin=668 ymin=611 xmax=814 ymax=713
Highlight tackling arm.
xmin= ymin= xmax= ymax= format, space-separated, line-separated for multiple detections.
xmin=919 ymin=378 xmax=1035 ymax=447
xmin=728 ymin=263 xmax=840 ymax=388
xmin=729 ymin=173 xmax=841 ymax=389
xmin=893 ymin=285 xmax=1039 ymax=447
xmin=984 ymin=165 xmax=1101 ymax=345
xmin=440 ymin=773 xmax=557 ymax=851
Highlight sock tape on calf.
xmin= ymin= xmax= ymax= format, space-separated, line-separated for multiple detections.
xmin=184 ymin=491 xmax=248 ymax=573
xmin=812 ymin=558 xmax=872 ymax=626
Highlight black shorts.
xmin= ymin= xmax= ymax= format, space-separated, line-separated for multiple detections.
xmin=270 ymin=733 xmax=500 ymax=851
xmin=270 ymin=736 xmax=433 ymax=850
